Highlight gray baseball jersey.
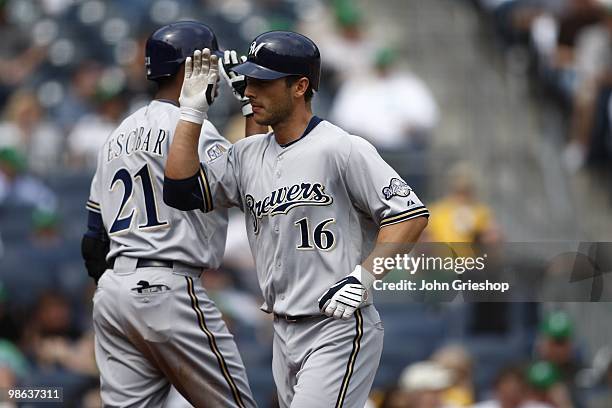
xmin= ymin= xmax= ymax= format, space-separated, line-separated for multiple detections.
xmin=87 ymin=100 xmax=229 ymax=268
xmin=198 ymin=118 xmax=429 ymax=316
xmin=172 ymin=116 xmax=429 ymax=408
xmin=87 ymin=99 xmax=256 ymax=407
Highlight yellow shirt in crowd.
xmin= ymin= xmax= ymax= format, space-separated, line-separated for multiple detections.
xmin=427 ymin=198 xmax=493 ymax=243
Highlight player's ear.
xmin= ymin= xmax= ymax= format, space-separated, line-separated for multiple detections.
xmin=293 ymin=77 xmax=310 ymax=99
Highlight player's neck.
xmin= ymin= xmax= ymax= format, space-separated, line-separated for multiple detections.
xmin=273 ymin=108 xmax=312 ymax=146
xmin=154 ymin=82 xmax=181 ymax=105
xmin=154 ymin=90 xmax=179 ymax=104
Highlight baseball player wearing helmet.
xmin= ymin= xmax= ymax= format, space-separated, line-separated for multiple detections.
xmin=163 ymin=31 xmax=429 ymax=407
xmin=81 ymin=22 xmax=263 ymax=407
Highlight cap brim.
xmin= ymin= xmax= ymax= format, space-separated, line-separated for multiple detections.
xmin=233 ymin=61 xmax=290 ymax=80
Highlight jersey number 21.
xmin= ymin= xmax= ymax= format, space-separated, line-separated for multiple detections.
xmin=109 ymin=164 xmax=168 ymax=234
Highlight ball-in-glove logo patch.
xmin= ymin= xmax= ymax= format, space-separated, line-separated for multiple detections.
xmin=382 ymin=178 xmax=411 ymax=200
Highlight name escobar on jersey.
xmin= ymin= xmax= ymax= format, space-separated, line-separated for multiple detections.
xmin=245 ymin=182 xmax=333 ymax=233
xmin=106 ymin=127 xmax=170 ymax=162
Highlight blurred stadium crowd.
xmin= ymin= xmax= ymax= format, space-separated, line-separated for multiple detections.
xmin=0 ymin=0 xmax=611 ymax=407
xmin=474 ymin=0 xmax=612 ymax=173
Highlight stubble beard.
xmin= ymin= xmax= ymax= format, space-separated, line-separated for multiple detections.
xmin=255 ymin=92 xmax=294 ymax=127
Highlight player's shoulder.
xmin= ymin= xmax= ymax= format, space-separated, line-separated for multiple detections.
xmin=232 ymin=131 xmax=271 ymax=151
xmin=314 ymin=119 xmax=349 ymax=139
xmin=148 ymin=99 xmax=179 ymax=115
xmin=200 ymin=120 xmax=228 ymax=145
xmin=199 ymin=120 xmax=231 ymax=162
xmin=316 ymin=120 xmax=377 ymax=155
xmin=342 ymin=130 xmax=377 ymax=152
xmin=114 ymin=102 xmax=160 ymax=131
xmin=112 ymin=107 xmax=138 ymax=129
xmin=316 ymin=120 xmax=369 ymax=143
xmin=101 ymin=106 xmax=145 ymax=144
xmin=310 ymin=120 xmax=350 ymax=149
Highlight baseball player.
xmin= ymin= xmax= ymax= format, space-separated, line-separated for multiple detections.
xmin=81 ymin=22 xmax=262 ymax=407
xmin=163 ymin=32 xmax=429 ymax=407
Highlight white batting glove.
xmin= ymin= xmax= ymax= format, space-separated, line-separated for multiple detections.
xmin=179 ymin=48 xmax=219 ymax=124
xmin=317 ymin=266 xmax=376 ymax=320
xmin=219 ymin=50 xmax=252 ymax=117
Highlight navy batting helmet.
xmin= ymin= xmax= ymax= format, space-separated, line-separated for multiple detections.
xmin=145 ymin=21 xmax=222 ymax=81
xmin=233 ymin=31 xmax=321 ymax=91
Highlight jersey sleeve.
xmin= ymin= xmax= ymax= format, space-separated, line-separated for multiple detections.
xmin=84 ymin=149 xmax=107 ymax=240
xmin=344 ymin=136 xmax=429 ymax=227
xmin=86 ymin=151 xmax=103 ymax=215
xmin=198 ymin=121 xmax=232 ymax=162
xmin=199 ymin=144 xmax=243 ymax=212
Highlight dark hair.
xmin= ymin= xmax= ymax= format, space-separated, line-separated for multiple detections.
xmin=285 ymin=76 xmax=314 ymax=103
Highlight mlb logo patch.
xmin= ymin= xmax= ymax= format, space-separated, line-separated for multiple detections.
xmin=206 ymin=143 xmax=226 ymax=162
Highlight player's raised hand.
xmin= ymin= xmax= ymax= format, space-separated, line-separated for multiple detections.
xmin=179 ymin=48 xmax=219 ymax=124
xmin=219 ymin=50 xmax=252 ymax=117
xmin=318 ymin=266 xmax=376 ymax=320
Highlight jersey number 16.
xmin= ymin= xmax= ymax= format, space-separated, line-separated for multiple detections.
xmin=294 ymin=218 xmax=336 ymax=251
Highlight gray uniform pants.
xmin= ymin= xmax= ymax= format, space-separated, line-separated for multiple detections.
xmin=92 ymin=256 xmax=256 ymax=408
xmin=272 ymin=306 xmax=384 ymax=408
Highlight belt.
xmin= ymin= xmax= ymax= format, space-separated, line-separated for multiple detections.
xmin=273 ymin=313 xmax=322 ymax=323
xmin=109 ymin=258 xmax=173 ymax=269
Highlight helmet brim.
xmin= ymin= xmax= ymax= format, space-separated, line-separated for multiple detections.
xmin=233 ymin=61 xmax=291 ymax=80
